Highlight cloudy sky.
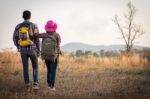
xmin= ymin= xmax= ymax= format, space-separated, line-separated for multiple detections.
xmin=0 ymin=0 xmax=150 ymax=51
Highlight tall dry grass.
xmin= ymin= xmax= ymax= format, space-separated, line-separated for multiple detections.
xmin=0 ymin=49 xmax=21 ymax=66
xmin=0 ymin=50 xmax=150 ymax=99
xmin=0 ymin=49 xmax=149 ymax=72
xmin=61 ymin=54 xmax=148 ymax=67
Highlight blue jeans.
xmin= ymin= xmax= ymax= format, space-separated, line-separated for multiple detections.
xmin=20 ymin=47 xmax=38 ymax=84
xmin=45 ymin=58 xmax=58 ymax=87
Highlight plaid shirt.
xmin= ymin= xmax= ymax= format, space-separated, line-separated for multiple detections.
xmin=13 ymin=21 xmax=40 ymax=52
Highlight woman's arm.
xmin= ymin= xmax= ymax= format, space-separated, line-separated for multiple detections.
xmin=35 ymin=33 xmax=46 ymax=38
xmin=56 ymin=33 xmax=61 ymax=52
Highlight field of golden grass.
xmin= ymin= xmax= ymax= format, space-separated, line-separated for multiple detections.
xmin=0 ymin=50 xmax=150 ymax=99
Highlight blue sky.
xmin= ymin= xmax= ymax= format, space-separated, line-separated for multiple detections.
xmin=0 ymin=0 xmax=150 ymax=51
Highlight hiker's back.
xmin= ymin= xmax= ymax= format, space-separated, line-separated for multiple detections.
xmin=41 ymin=32 xmax=59 ymax=61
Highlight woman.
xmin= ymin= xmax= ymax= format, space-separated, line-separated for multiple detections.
xmin=36 ymin=20 xmax=61 ymax=91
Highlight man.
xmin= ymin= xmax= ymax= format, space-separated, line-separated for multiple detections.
xmin=13 ymin=10 xmax=40 ymax=89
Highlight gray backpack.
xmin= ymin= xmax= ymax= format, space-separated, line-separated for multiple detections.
xmin=41 ymin=32 xmax=59 ymax=61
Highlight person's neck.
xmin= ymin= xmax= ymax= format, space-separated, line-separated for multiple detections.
xmin=24 ymin=19 xmax=30 ymax=22
xmin=47 ymin=31 xmax=55 ymax=33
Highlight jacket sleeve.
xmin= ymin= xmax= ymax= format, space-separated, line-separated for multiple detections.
xmin=56 ymin=33 xmax=61 ymax=50
xmin=33 ymin=24 xmax=40 ymax=52
xmin=36 ymin=33 xmax=46 ymax=38
xmin=13 ymin=25 xmax=19 ymax=49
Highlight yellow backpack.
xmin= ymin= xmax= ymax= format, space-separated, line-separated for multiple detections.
xmin=18 ymin=23 xmax=33 ymax=47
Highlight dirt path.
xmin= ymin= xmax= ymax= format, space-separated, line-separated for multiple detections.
xmin=0 ymin=67 xmax=150 ymax=99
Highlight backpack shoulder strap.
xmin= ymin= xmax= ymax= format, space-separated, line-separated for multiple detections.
xmin=51 ymin=32 xmax=58 ymax=40
xmin=52 ymin=32 xmax=58 ymax=39
xmin=43 ymin=33 xmax=57 ymax=42
xmin=28 ymin=22 xmax=34 ymax=36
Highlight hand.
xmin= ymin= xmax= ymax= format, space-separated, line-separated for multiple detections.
xmin=37 ymin=51 xmax=40 ymax=57
xmin=17 ymin=48 xmax=20 ymax=52
xmin=34 ymin=33 xmax=38 ymax=37
xmin=59 ymin=50 xmax=62 ymax=55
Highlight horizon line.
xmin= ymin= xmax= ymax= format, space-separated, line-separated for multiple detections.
xmin=61 ymin=42 xmax=150 ymax=48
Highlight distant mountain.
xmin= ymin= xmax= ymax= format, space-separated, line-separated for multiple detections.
xmin=61 ymin=42 xmax=148 ymax=52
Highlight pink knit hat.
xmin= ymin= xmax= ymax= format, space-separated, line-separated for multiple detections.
xmin=45 ymin=20 xmax=57 ymax=32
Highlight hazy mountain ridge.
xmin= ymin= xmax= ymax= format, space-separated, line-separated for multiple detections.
xmin=61 ymin=42 xmax=149 ymax=52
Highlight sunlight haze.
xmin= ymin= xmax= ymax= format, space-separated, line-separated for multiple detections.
xmin=0 ymin=0 xmax=150 ymax=51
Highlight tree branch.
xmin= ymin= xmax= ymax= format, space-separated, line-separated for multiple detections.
xmin=114 ymin=15 xmax=128 ymax=45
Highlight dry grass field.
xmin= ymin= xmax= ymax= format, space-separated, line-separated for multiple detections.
xmin=0 ymin=50 xmax=150 ymax=99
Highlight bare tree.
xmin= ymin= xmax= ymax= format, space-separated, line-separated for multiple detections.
xmin=113 ymin=2 xmax=145 ymax=54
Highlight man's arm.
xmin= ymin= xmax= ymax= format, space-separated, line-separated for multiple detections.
xmin=33 ymin=24 xmax=40 ymax=55
xmin=13 ymin=25 xmax=19 ymax=50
